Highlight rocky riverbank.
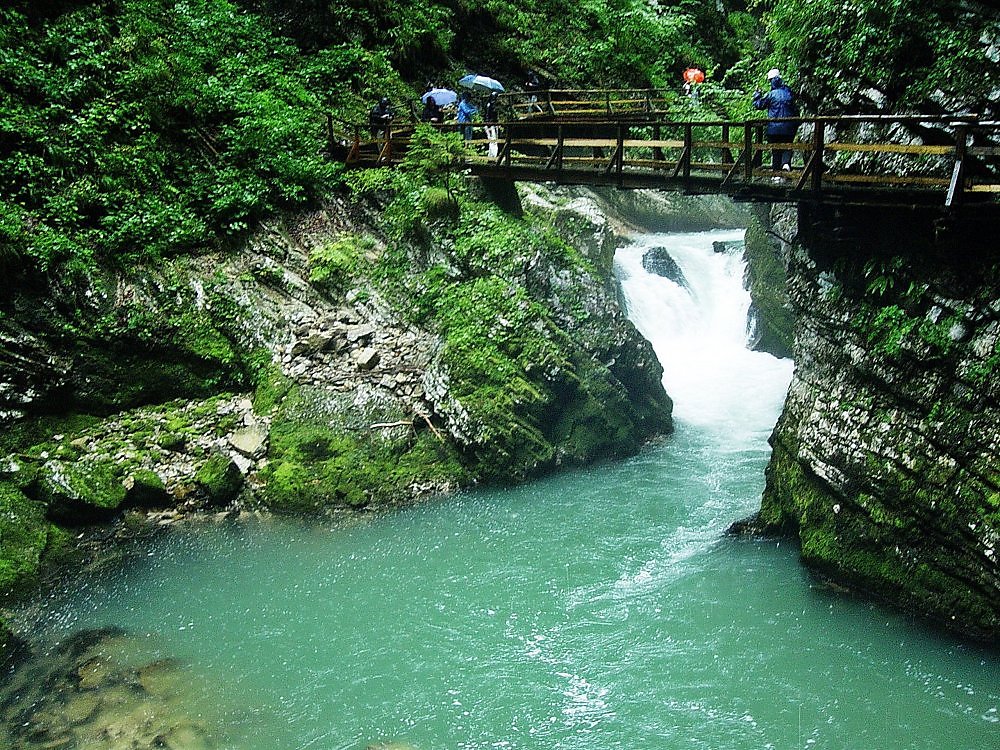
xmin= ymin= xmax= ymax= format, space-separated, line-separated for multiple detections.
xmin=1 ymin=186 xmax=749 ymax=663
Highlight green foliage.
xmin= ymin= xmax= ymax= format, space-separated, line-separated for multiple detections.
xmin=755 ymin=0 xmax=998 ymax=109
xmin=342 ymin=167 xmax=401 ymax=195
xmin=0 ymin=1 xmax=354 ymax=278
xmin=864 ymin=305 xmax=917 ymax=357
xmin=308 ymin=234 xmax=372 ymax=293
xmin=422 ymin=187 xmax=459 ymax=220
xmin=861 ymin=303 xmax=958 ymax=359
xmin=478 ymin=0 xmax=734 ymax=88
xmin=401 ymin=124 xmax=468 ymax=199
xmin=863 ymin=256 xmax=905 ymax=297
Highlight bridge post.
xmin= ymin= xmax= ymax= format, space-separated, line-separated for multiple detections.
xmin=946 ymin=125 xmax=968 ymax=209
xmin=743 ymin=123 xmax=754 ymax=182
xmin=682 ymin=123 xmax=692 ymax=185
xmin=722 ymin=124 xmax=733 ymax=165
xmin=811 ymin=121 xmax=825 ymax=193
xmin=556 ymin=124 xmax=564 ymax=180
xmin=616 ymin=123 xmax=625 ymax=187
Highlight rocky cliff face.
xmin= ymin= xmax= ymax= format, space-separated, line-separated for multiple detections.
xmin=752 ymin=203 xmax=1000 ymax=642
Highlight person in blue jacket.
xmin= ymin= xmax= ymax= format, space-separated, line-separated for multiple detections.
xmin=456 ymin=92 xmax=479 ymax=141
xmin=753 ymin=69 xmax=799 ymax=171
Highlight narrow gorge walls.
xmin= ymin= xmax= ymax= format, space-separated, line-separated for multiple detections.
xmin=755 ymin=203 xmax=1000 ymax=642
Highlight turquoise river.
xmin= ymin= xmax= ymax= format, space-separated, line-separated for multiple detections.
xmin=6 ymin=230 xmax=998 ymax=749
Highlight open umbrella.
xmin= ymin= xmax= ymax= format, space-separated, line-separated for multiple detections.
xmin=683 ymin=67 xmax=705 ymax=84
xmin=458 ymin=74 xmax=505 ymax=93
xmin=421 ymin=88 xmax=457 ymax=106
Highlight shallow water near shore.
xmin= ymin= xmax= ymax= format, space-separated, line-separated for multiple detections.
xmin=7 ymin=231 xmax=998 ymax=749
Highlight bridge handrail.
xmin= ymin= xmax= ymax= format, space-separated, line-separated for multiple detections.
xmin=338 ymin=113 xmax=1000 ymax=210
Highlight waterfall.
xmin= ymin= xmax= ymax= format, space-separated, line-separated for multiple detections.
xmin=615 ymin=230 xmax=794 ymax=442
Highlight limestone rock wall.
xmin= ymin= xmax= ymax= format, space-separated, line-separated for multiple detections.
xmin=757 ymin=203 xmax=1000 ymax=642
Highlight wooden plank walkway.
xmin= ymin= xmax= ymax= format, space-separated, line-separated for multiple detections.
xmin=334 ymin=106 xmax=1000 ymax=212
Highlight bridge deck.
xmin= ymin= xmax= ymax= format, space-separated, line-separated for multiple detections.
xmin=335 ymin=110 xmax=1000 ymax=213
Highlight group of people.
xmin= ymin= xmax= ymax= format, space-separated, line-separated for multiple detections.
xmin=371 ymin=83 xmax=505 ymax=157
xmin=371 ymin=67 xmax=800 ymax=172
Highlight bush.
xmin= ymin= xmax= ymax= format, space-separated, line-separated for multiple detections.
xmin=422 ymin=186 xmax=458 ymax=220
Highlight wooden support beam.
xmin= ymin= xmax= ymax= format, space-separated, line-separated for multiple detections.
xmin=946 ymin=125 xmax=968 ymax=208
xmin=721 ymin=149 xmax=747 ymax=187
xmin=811 ymin=121 xmax=825 ymax=193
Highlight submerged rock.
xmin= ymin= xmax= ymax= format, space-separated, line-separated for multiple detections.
xmin=0 ymin=628 xmax=213 ymax=750
xmin=712 ymin=239 xmax=744 ymax=254
xmin=154 ymin=721 xmax=213 ymax=750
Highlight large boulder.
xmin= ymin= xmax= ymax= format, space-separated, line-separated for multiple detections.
xmin=33 ymin=459 xmax=127 ymax=524
xmin=641 ymin=247 xmax=688 ymax=287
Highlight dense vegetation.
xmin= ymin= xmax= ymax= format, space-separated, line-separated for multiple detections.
xmin=3 ymin=0 xmax=995 ymax=284
xmin=755 ymin=0 xmax=1000 ymax=112
xmin=0 ymin=0 xmax=743 ymax=284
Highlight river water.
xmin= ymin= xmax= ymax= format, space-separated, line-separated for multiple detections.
xmin=10 ymin=231 xmax=998 ymax=749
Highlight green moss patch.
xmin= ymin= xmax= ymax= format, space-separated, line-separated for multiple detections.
xmin=0 ymin=483 xmax=49 ymax=598
xmin=259 ymin=385 xmax=467 ymax=513
xmin=33 ymin=459 xmax=128 ymax=525
xmin=194 ymin=455 xmax=244 ymax=506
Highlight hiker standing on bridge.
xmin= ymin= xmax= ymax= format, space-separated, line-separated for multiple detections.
xmin=457 ymin=92 xmax=478 ymax=141
xmin=421 ymin=97 xmax=443 ymax=124
xmin=524 ymin=70 xmax=544 ymax=113
xmin=682 ymin=67 xmax=704 ymax=101
xmin=484 ymin=91 xmax=500 ymax=158
xmin=369 ymin=97 xmax=394 ymax=138
xmin=753 ymin=69 xmax=799 ymax=171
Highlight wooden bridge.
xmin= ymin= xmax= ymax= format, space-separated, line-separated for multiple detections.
xmin=334 ymin=90 xmax=1000 ymax=213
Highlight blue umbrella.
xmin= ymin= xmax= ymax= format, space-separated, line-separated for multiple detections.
xmin=421 ymin=88 xmax=457 ymax=106
xmin=458 ymin=74 xmax=505 ymax=93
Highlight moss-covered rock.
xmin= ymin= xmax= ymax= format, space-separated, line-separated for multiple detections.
xmin=32 ymin=459 xmax=127 ymax=525
xmin=259 ymin=383 xmax=468 ymax=513
xmin=123 ymin=469 xmax=170 ymax=509
xmin=193 ymin=455 xmax=244 ymax=506
xmin=0 ymin=482 xmax=49 ymax=598
xmin=757 ymin=203 xmax=1000 ymax=642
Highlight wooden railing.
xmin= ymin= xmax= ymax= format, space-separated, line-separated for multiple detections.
xmin=338 ymin=114 xmax=1000 ymax=210
xmin=497 ymin=88 xmax=677 ymax=119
